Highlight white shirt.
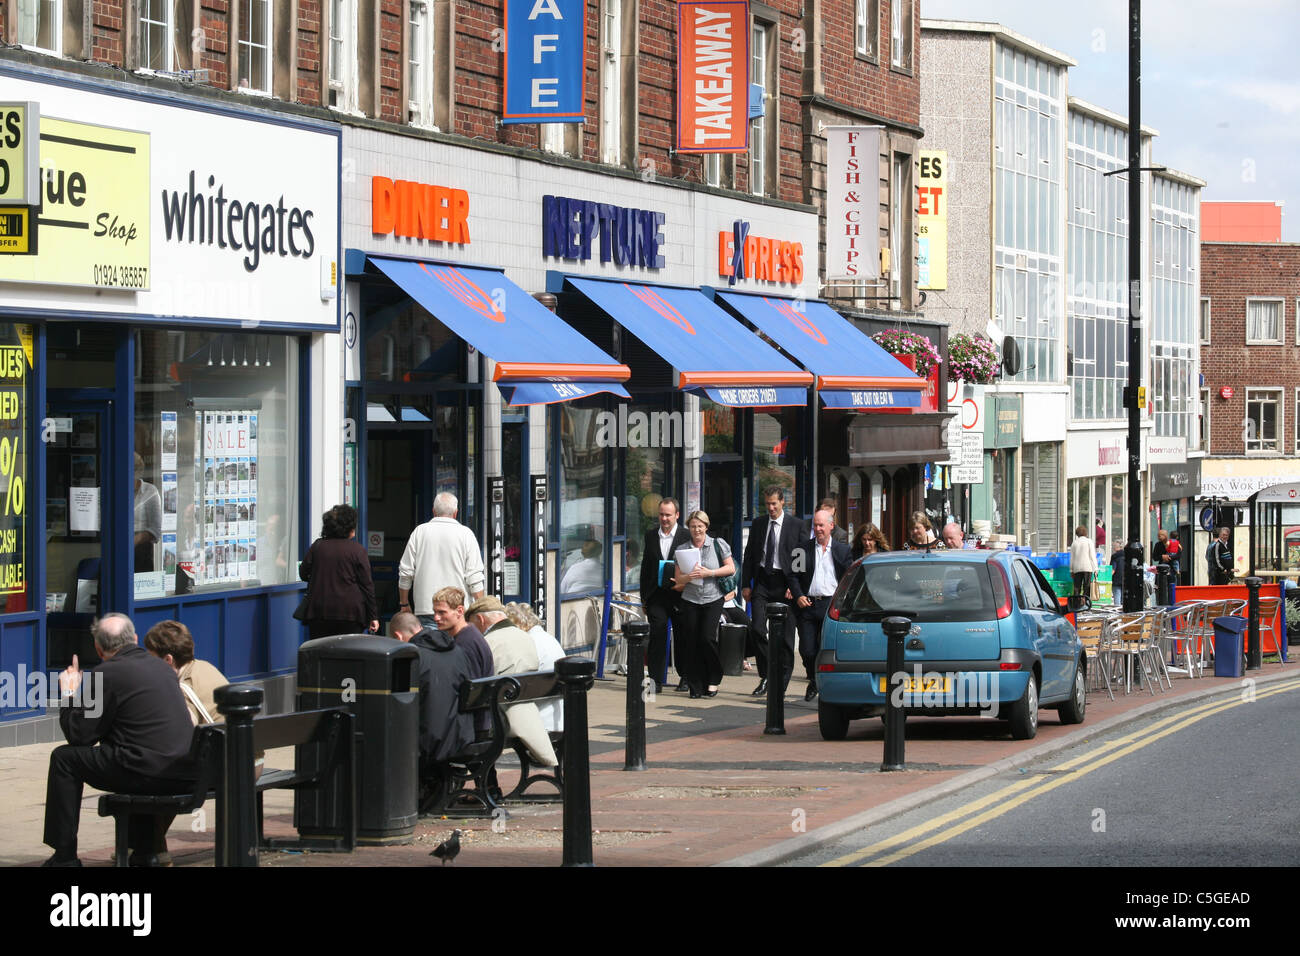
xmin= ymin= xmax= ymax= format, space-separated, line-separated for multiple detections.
xmin=396 ymin=516 xmax=486 ymax=613
xmin=809 ymin=539 xmax=838 ymax=598
xmin=658 ymin=525 xmax=678 ymax=561
xmin=528 ymin=624 xmax=565 ymax=733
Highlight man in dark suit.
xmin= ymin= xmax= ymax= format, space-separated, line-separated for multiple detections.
xmin=741 ymin=487 xmax=806 ymax=696
xmin=792 ymin=509 xmax=853 ymax=701
xmin=640 ymin=497 xmax=690 ymax=692
xmin=43 ymin=613 xmax=197 ymax=867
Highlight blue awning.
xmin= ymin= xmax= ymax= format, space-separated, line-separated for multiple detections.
xmin=370 ymin=257 xmax=631 ymax=405
xmin=712 ymin=290 xmax=927 ymax=410
xmin=560 ymin=276 xmax=812 ymax=407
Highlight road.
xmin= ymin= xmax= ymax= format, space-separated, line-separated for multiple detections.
xmin=785 ymin=676 xmax=1300 ymax=867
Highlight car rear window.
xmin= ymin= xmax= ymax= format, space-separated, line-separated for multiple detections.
xmin=834 ymin=560 xmax=997 ymax=623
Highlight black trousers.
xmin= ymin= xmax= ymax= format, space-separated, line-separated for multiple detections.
xmin=678 ymin=598 xmax=724 ymax=691
xmin=645 ymin=593 xmax=681 ymax=686
xmin=796 ymin=597 xmax=832 ymax=680
xmin=44 ymin=744 xmax=195 ymax=858
xmin=750 ymin=576 xmax=797 ymax=690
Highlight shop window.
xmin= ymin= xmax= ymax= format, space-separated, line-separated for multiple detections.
xmin=749 ymin=19 xmax=775 ymax=197
xmin=855 ymin=0 xmax=878 ymax=60
xmin=890 ymin=0 xmax=912 ymax=73
xmin=362 ymin=292 xmax=463 ymax=386
xmin=752 ymin=408 xmax=799 ymax=511
xmin=138 ymin=0 xmax=194 ymax=73
xmin=132 ymin=331 xmax=299 ymax=597
xmin=1246 ymin=298 xmax=1283 ymax=345
xmin=328 ymin=0 xmax=360 ymax=112
xmin=0 ymin=325 xmax=33 ymax=614
xmin=1198 ymin=388 xmax=1210 ymax=453
xmin=599 ymin=0 xmax=624 ymax=165
xmin=1245 ymin=388 xmax=1281 ymax=454
xmin=622 ymin=410 xmax=668 ymax=590
xmin=235 ymin=0 xmax=272 ymax=94
xmin=558 ymin=400 xmax=608 ymax=597
xmin=407 ymin=0 xmax=435 ymax=127
xmin=15 ymin=0 xmax=61 ymax=54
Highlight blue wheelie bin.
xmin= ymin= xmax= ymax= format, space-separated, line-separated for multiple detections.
xmin=1212 ymin=616 xmax=1249 ymax=678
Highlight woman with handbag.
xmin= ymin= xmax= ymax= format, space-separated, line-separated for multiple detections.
xmin=298 ymin=504 xmax=379 ymax=640
xmin=671 ymin=510 xmax=736 ymax=698
xmin=1070 ymin=524 xmax=1097 ymax=607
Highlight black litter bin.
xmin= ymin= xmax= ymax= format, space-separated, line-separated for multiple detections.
xmin=717 ymin=622 xmax=748 ymax=677
xmin=296 ymin=635 xmax=420 ymax=843
xmin=1212 ymin=617 xmax=1249 ymax=679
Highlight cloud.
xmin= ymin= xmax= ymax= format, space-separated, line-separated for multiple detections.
xmin=1221 ymin=79 xmax=1300 ymax=115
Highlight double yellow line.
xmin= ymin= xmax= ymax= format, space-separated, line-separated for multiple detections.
xmin=821 ymin=678 xmax=1300 ymax=867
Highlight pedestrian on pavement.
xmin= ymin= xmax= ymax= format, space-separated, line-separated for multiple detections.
xmin=942 ymin=521 xmax=966 ymax=549
xmin=1070 ymin=525 xmax=1097 ymax=600
xmin=792 ymin=509 xmax=851 ymax=701
xmin=1166 ymin=531 xmax=1182 ymax=579
xmin=466 ymin=597 xmax=558 ymax=766
xmin=638 ymin=496 xmax=690 ymax=693
xmin=398 ymin=492 xmax=486 ymax=625
xmin=1208 ymin=526 xmax=1234 ymax=585
xmin=43 ymin=613 xmax=196 ymax=867
xmin=299 ymin=504 xmax=379 ymax=640
xmin=1110 ymin=542 xmax=1126 ymax=606
xmin=740 ymin=487 xmax=806 ymax=695
xmin=852 ymin=522 xmax=891 ymax=560
xmin=903 ymin=512 xmax=944 ymax=550
xmin=430 ymin=587 xmax=494 ymax=680
xmin=143 ymin=620 xmax=228 ymax=727
xmin=672 ymin=510 xmax=734 ymax=698
xmin=504 ymin=601 xmax=565 ymax=732
xmin=819 ymin=497 xmax=850 ymax=544
xmin=389 ymin=611 xmax=477 ymax=770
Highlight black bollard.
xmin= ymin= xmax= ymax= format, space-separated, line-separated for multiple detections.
xmin=1155 ymin=564 xmax=1172 ymax=607
xmin=881 ymin=616 xmax=910 ymax=772
xmin=624 ymin=621 xmax=649 ymax=772
xmin=763 ymin=603 xmax=789 ymax=735
xmin=1123 ymin=540 xmax=1145 ymax=612
xmin=1245 ymin=576 xmax=1263 ymax=670
xmin=214 ymin=683 xmax=263 ymax=867
xmin=556 ymin=656 xmax=596 ymax=867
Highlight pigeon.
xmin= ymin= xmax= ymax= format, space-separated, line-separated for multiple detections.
xmin=431 ymin=829 xmax=461 ymax=866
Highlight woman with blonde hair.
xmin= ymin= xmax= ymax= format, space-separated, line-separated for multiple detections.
xmin=903 ymin=511 xmax=944 ymax=550
xmin=671 ymin=510 xmax=735 ymax=698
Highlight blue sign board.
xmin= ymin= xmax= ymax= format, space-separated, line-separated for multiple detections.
xmin=502 ymin=0 xmax=585 ymax=124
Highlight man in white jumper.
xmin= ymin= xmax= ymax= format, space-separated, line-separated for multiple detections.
xmin=397 ymin=492 xmax=486 ymax=626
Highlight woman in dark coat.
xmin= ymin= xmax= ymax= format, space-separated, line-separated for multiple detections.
xmin=299 ymin=504 xmax=378 ymax=640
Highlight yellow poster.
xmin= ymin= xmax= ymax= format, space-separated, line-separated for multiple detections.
xmin=0 ymin=102 xmax=39 ymax=205
xmin=917 ymin=149 xmax=947 ymax=291
xmin=0 ymin=117 xmax=149 ymax=289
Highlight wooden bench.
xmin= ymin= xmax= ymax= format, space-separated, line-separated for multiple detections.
xmin=96 ymin=707 xmax=356 ymax=866
xmin=419 ymin=671 xmax=564 ymax=818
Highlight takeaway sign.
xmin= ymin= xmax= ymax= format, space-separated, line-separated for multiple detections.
xmin=676 ymin=2 xmax=749 ymax=153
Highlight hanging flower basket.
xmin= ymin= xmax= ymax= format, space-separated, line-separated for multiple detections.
xmin=947 ymin=332 xmax=1001 ymax=385
xmin=872 ymin=329 xmax=940 ymax=379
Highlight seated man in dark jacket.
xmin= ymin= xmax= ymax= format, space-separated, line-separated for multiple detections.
xmin=44 ymin=613 xmax=197 ymax=867
xmin=390 ymin=612 xmax=476 ymax=774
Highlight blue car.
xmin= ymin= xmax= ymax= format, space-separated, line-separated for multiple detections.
xmin=815 ymin=549 xmax=1087 ymax=740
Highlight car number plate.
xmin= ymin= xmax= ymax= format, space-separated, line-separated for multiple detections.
xmin=878 ymin=675 xmax=953 ymax=694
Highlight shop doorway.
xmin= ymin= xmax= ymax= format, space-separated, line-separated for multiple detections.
xmin=45 ymin=399 xmax=117 ymax=670
xmin=702 ymin=458 xmax=743 ymax=557
xmin=364 ymin=428 xmax=434 ymax=617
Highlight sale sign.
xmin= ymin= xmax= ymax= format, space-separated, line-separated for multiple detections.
xmin=501 ymin=0 xmax=585 ymax=124
xmin=676 ymin=2 xmax=750 ymax=153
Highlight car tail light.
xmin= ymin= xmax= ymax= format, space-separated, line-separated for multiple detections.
xmin=818 ymin=663 xmax=836 ymax=672
xmin=1000 ymin=662 xmax=1022 ymax=671
xmin=990 ymin=562 xmax=1013 ymax=619
xmin=828 ymin=606 xmax=840 ymax=621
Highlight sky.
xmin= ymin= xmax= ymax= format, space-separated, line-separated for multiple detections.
xmin=923 ymin=0 xmax=1300 ymax=240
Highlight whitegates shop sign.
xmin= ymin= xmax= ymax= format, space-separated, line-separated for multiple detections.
xmin=0 ymin=68 xmax=340 ymax=331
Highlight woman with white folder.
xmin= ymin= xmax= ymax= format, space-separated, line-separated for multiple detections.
xmin=672 ymin=510 xmax=736 ymax=698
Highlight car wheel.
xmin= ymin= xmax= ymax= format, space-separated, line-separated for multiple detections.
xmin=1008 ymin=673 xmax=1039 ymax=740
xmin=818 ymin=700 xmax=851 ymax=741
xmin=1058 ymin=661 xmax=1086 ymax=725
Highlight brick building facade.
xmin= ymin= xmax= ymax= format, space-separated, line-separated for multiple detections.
xmin=1200 ymin=241 xmax=1300 ymax=457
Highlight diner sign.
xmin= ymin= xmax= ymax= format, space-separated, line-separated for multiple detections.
xmin=676 ymin=1 xmax=750 ymax=152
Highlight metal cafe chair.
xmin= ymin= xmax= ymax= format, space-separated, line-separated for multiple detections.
xmin=1161 ymin=600 xmax=1205 ymax=679
xmin=1073 ymin=615 xmax=1115 ymax=702
xmin=1254 ymin=595 xmax=1285 ymax=666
